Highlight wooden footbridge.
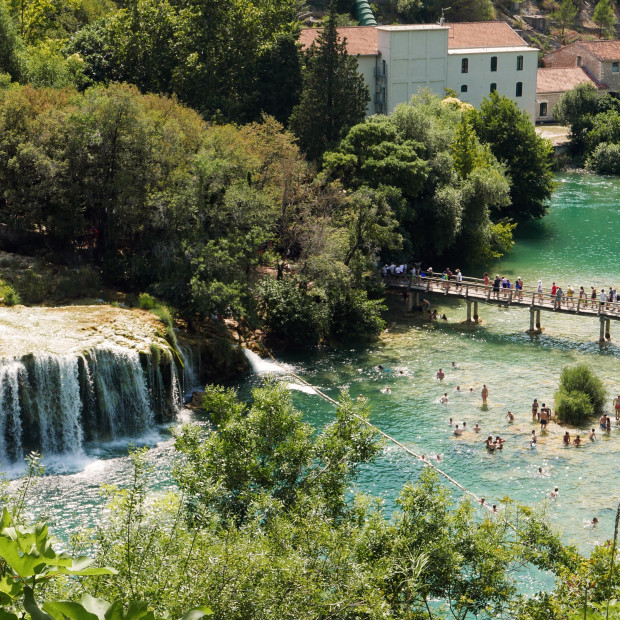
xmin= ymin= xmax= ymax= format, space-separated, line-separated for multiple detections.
xmin=386 ymin=273 xmax=620 ymax=342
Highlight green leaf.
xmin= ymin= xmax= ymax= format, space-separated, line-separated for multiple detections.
xmin=0 ymin=610 xmax=19 ymax=620
xmin=24 ymin=587 xmax=54 ymax=620
xmin=179 ymin=607 xmax=213 ymax=620
xmin=42 ymin=601 xmax=100 ymax=620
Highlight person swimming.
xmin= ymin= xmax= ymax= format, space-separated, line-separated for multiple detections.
xmin=506 ymin=411 xmax=515 ymax=422
xmin=454 ymin=424 xmax=464 ymax=436
xmin=473 ymin=422 xmax=481 ymax=432
xmin=440 ymin=393 xmax=449 ymax=404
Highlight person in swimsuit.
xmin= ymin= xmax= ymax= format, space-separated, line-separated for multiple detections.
xmin=614 ymin=395 xmax=620 ymax=420
xmin=437 ymin=368 xmax=445 ymax=380
xmin=600 ymin=414 xmax=608 ymax=430
xmin=473 ymin=422 xmax=481 ymax=432
xmin=589 ymin=428 xmax=597 ymax=441
xmin=551 ymin=487 xmax=559 ymax=499
xmin=506 ymin=411 xmax=515 ymax=422
xmin=495 ymin=435 xmax=505 ymax=449
xmin=481 ymin=384 xmax=488 ymax=405
xmin=532 ymin=399 xmax=539 ymax=420
xmin=563 ymin=431 xmax=571 ymax=445
xmin=539 ymin=404 xmax=550 ymax=430
xmin=573 ymin=435 xmax=581 ymax=446
xmin=485 ymin=436 xmax=496 ymax=450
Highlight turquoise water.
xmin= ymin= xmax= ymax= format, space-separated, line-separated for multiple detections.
xmin=15 ymin=173 xmax=620 ymax=580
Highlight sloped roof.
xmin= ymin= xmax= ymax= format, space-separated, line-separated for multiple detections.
xmin=536 ymin=67 xmax=598 ymax=93
xmin=299 ymin=26 xmax=378 ymax=56
xmin=575 ymin=40 xmax=620 ymax=61
xmin=447 ymin=21 xmax=527 ymax=49
xmin=300 ymin=21 xmax=528 ymax=55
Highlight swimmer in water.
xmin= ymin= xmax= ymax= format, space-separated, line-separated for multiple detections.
xmin=473 ymin=422 xmax=481 ymax=432
xmin=381 ymin=387 xmax=391 ymax=394
xmin=481 ymin=384 xmax=488 ymax=405
xmin=573 ymin=435 xmax=581 ymax=446
xmin=437 ymin=368 xmax=445 ymax=380
xmin=551 ymin=487 xmax=559 ymax=499
xmin=563 ymin=431 xmax=571 ymax=445
xmin=506 ymin=411 xmax=514 ymax=422
xmin=449 ymin=417 xmax=453 ymax=425
xmin=531 ymin=430 xmax=537 ymax=445
xmin=538 ymin=467 xmax=543 ymax=475
xmin=440 ymin=393 xmax=449 ymax=404
xmin=589 ymin=428 xmax=597 ymax=441
xmin=454 ymin=424 xmax=463 ymax=436
xmin=591 ymin=517 xmax=599 ymax=527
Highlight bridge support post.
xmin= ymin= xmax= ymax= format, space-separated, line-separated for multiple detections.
xmin=406 ymin=290 xmax=413 ymax=312
xmin=466 ymin=300 xmax=472 ymax=322
xmin=412 ymin=291 xmax=419 ymax=310
xmin=536 ymin=309 xmax=541 ymax=330
xmin=473 ymin=301 xmax=479 ymax=322
xmin=606 ymin=318 xmax=611 ymax=340
xmin=529 ymin=307 xmax=535 ymax=332
xmin=600 ymin=316 xmax=606 ymax=342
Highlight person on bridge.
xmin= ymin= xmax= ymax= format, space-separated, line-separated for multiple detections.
xmin=600 ymin=289 xmax=607 ymax=310
xmin=515 ymin=277 xmax=523 ymax=300
xmin=456 ymin=269 xmax=463 ymax=289
xmin=483 ymin=272 xmax=490 ymax=289
xmin=555 ymin=287 xmax=563 ymax=309
xmin=566 ymin=285 xmax=574 ymax=308
xmin=537 ymin=280 xmax=543 ymax=303
xmin=550 ymin=283 xmax=558 ymax=301
xmin=492 ymin=275 xmax=501 ymax=299
xmin=590 ymin=287 xmax=597 ymax=307
xmin=579 ymin=286 xmax=585 ymax=306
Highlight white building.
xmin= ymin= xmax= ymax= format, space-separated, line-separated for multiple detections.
xmin=300 ymin=22 xmax=539 ymax=119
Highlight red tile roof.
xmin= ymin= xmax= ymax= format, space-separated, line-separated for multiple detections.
xmin=536 ymin=67 xmax=598 ymax=93
xmin=299 ymin=26 xmax=378 ymax=56
xmin=573 ymin=41 xmax=620 ymax=61
xmin=446 ymin=21 xmax=527 ymax=49
xmin=300 ymin=21 xmax=528 ymax=55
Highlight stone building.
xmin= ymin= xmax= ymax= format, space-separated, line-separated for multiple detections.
xmin=544 ymin=41 xmax=620 ymax=94
xmin=536 ymin=67 xmax=601 ymax=122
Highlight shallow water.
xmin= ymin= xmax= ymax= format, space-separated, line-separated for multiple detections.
xmin=13 ymin=173 xmax=620 ymax=585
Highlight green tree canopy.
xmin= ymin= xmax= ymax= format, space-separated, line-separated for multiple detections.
xmin=552 ymin=0 xmax=578 ymax=42
xmin=471 ymin=91 xmax=555 ymax=221
xmin=593 ymin=0 xmax=615 ymax=38
xmin=289 ymin=0 xmax=369 ymax=160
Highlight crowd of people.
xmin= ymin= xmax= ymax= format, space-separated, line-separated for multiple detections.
xmin=381 ymin=262 xmax=620 ymax=313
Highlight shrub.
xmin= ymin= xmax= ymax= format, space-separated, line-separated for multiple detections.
xmin=3 ymin=287 xmax=20 ymax=306
xmin=54 ymin=266 xmax=101 ymax=300
xmin=138 ymin=292 xmax=158 ymax=309
xmin=16 ymin=269 xmax=53 ymax=303
xmin=586 ymin=143 xmax=620 ymax=175
xmin=555 ymin=364 xmax=606 ymax=424
xmin=555 ymin=390 xmax=594 ymax=425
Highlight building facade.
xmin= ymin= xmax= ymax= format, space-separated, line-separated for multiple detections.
xmin=300 ymin=21 xmax=539 ymax=119
xmin=536 ymin=67 xmax=600 ymax=123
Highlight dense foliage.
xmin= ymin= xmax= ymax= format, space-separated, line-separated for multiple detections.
xmin=555 ymin=363 xmax=607 ymax=424
xmin=554 ymin=82 xmax=620 ymax=172
xmin=7 ymin=382 xmax=620 ymax=619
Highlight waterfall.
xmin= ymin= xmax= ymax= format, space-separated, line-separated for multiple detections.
xmin=243 ymin=349 xmax=286 ymax=374
xmin=0 ymin=344 xmax=182 ymax=465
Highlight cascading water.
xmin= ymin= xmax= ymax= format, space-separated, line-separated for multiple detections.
xmin=0 ymin=345 xmax=182 ymax=465
xmin=243 ymin=349 xmax=286 ymax=374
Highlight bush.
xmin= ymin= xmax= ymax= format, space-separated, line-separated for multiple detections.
xmin=138 ymin=292 xmax=158 ymax=309
xmin=555 ymin=364 xmax=606 ymax=424
xmin=586 ymin=143 xmax=620 ymax=175
xmin=3 ymin=286 xmax=20 ymax=306
xmin=555 ymin=390 xmax=594 ymax=425
xmin=54 ymin=266 xmax=101 ymax=300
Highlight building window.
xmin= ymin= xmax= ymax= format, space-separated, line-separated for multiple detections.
xmin=517 ymin=55 xmax=524 ymax=71
xmin=516 ymin=81 xmax=523 ymax=97
xmin=461 ymin=58 xmax=468 ymax=73
xmin=491 ymin=56 xmax=497 ymax=71
xmin=461 ymin=84 xmax=468 ymax=92
xmin=539 ymin=102 xmax=548 ymax=116
xmin=577 ymin=55 xmax=582 ymax=67
xmin=613 ymin=62 xmax=619 ymax=73
xmin=490 ymin=83 xmax=497 ymax=93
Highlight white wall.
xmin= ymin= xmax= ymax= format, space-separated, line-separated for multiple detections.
xmin=446 ymin=48 xmax=538 ymax=118
xmin=356 ymin=55 xmax=378 ymax=115
xmin=377 ymin=26 xmax=449 ymax=114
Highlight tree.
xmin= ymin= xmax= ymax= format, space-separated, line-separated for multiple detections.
xmin=554 ymin=82 xmax=601 ymax=154
xmin=593 ymin=0 xmax=615 ymax=38
xmin=555 ymin=363 xmax=606 ymax=425
xmin=552 ymin=0 xmax=578 ymax=43
xmin=289 ymin=0 xmax=369 ymax=160
xmin=0 ymin=0 xmax=22 ymax=80
xmin=472 ymin=91 xmax=554 ymax=221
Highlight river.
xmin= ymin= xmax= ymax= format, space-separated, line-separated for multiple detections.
xmin=11 ymin=172 xmax=620 ymax=589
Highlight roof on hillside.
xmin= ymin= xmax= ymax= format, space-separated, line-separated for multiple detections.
xmin=545 ymin=40 xmax=620 ymax=62
xmin=537 ymin=67 xmax=599 ymax=92
xmin=299 ymin=21 xmax=529 ymax=56
xmin=299 ymin=26 xmax=378 ymax=56
xmin=446 ymin=22 xmax=527 ymax=49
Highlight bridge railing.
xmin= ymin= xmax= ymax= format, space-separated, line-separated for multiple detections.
xmin=383 ymin=273 xmax=620 ymax=315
